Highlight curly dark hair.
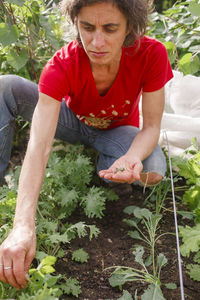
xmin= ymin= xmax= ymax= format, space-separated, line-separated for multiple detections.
xmin=59 ymin=0 xmax=152 ymax=46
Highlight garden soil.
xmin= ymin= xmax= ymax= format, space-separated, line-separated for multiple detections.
xmin=58 ymin=184 xmax=199 ymax=300
xmin=10 ymin=146 xmax=200 ymax=300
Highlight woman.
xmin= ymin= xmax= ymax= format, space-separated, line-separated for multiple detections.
xmin=0 ymin=0 xmax=173 ymax=289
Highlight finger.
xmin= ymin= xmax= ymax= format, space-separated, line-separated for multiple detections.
xmin=13 ymin=251 xmax=27 ymax=288
xmin=2 ymin=256 xmax=21 ymax=290
xmin=102 ymin=171 xmax=131 ymax=183
xmin=99 ymin=166 xmax=126 ymax=178
xmin=0 ymin=259 xmax=8 ymax=285
xmin=131 ymin=163 xmax=143 ymax=180
xmin=24 ymin=247 xmax=35 ymax=277
xmin=99 ymin=169 xmax=114 ymax=177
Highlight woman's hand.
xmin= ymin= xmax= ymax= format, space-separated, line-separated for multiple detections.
xmin=0 ymin=226 xmax=36 ymax=290
xmin=98 ymin=155 xmax=143 ymax=184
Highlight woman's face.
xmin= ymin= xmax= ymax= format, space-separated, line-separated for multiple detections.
xmin=77 ymin=2 xmax=129 ymax=67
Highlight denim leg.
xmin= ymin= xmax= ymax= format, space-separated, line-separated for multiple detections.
xmin=91 ymin=125 xmax=167 ymax=177
xmin=0 ymin=75 xmax=38 ymax=184
xmin=0 ymin=74 xmax=166 ymax=185
xmin=55 ymin=100 xmax=94 ymax=144
xmin=0 ymin=75 xmax=95 ymax=184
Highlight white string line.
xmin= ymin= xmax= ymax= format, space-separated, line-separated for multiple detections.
xmin=163 ymin=130 xmax=185 ymax=300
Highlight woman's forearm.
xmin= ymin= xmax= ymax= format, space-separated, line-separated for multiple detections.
xmin=126 ymin=126 xmax=161 ymax=162
xmin=13 ymin=93 xmax=61 ymax=228
xmin=13 ymin=142 xmax=51 ymax=228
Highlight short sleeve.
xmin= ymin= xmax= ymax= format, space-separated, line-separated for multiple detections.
xmin=38 ymin=46 xmax=70 ymax=101
xmin=142 ymin=41 xmax=173 ymax=92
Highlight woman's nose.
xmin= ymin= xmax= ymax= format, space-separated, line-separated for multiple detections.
xmin=91 ymin=31 xmax=105 ymax=49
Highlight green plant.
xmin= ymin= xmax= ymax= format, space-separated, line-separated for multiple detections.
xmin=0 ymin=143 xmax=120 ymax=298
xmin=0 ymin=0 xmax=71 ymax=80
xmin=72 ymin=248 xmax=89 ymax=263
xmin=0 ymin=255 xmax=81 ymax=299
xmin=117 ymin=290 xmax=133 ymax=300
xmin=144 ymin=178 xmax=172 ymax=214
xmin=186 ymin=251 xmax=200 ymax=282
xmin=171 ymin=138 xmax=200 ymax=283
xmin=148 ymin=0 xmax=200 ymax=75
xmin=172 ymin=138 xmax=200 ymax=221
xmin=107 ymin=206 xmax=174 ymax=299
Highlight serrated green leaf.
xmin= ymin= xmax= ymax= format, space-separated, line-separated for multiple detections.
xmin=141 ymin=284 xmax=165 ymax=300
xmin=72 ymin=248 xmax=89 ymax=263
xmin=88 ymin=224 xmax=100 ymax=240
xmin=179 ymin=224 xmax=200 ymax=257
xmin=42 ymin=256 xmax=57 ymax=266
xmin=117 ymin=290 xmax=133 ymax=300
xmin=81 ymin=187 xmax=106 ymax=218
xmin=0 ymin=23 xmax=19 ymax=47
xmin=187 ymin=264 xmax=200 ymax=281
xmin=60 ymin=189 xmax=79 ymax=207
xmin=61 ymin=278 xmax=81 ymax=297
xmin=194 ymin=251 xmax=200 ymax=263
xmin=68 ymin=222 xmax=87 ymax=238
xmin=183 ymin=186 xmax=200 ymax=211
xmin=41 ymin=265 xmax=55 ymax=274
xmin=49 ymin=232 xmax=70 ymax=244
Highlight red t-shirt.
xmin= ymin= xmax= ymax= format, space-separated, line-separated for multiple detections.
xmin=39 ymin=36 xmax=173 ymax=129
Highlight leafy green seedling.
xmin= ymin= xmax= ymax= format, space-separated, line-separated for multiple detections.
xmin=59 ymin=278 xmax=81 ymax=298
xmin=179 ymin=224 xmax=200 ymax=257
xmin=117 ymin=290 xmax=133 ymax=300
xmin=115 ymin=167 xmax=126 ymax=173
xmin=72 ymin=248 xmax=89 ymax=263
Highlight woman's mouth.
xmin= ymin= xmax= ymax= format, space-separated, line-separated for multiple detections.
xmin=90 ymin=51 xmax=108 ymax=58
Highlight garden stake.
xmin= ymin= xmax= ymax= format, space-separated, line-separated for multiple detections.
xmin=163 ymin=130 xmax=185 ymax=300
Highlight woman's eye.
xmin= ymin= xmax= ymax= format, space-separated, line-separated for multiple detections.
xmin=83 ymin=26 xmax=94 ymax=31
xmin=104 ymin=27 xmax=117 ymax=33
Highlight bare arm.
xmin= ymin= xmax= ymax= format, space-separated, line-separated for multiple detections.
xmin=0 ymin=93 xmax=61 ymax=289
xmin=99 ymin=87 xmax=165 ymax=183
xmin=14 ymin=93 xmax=61 ymax=227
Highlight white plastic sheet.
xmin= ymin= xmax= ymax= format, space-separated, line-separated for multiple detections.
xmin=159 ymin=70 xmax=200 ymax=156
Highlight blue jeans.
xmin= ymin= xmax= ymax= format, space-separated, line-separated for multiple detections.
xmin=0 ymin=75 xmax=166 ymax=185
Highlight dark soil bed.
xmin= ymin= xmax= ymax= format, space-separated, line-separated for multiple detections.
xmin=56 ymin=185 xmax=199 ymax=300
xmin=10 ymin=143 xmax=200 ymax=300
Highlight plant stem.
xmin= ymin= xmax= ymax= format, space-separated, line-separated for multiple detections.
xmin=0 ymin=282 xmax=4 ymax=299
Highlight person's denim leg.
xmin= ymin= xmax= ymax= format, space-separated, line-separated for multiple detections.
xmin=90 ymin=125 xmax=167 ymax=178
xmin=0 ymin=76 xmax=95 ymax=184
xmin=47 ymin=111 xmax=167 ymax=179
xmin=54 ymin=100 xmax=94 ymax=144
xmin=0 ymin=75 xmax=38 ymax=184
xmin=0 ymin=74 xmax=166 ymax=185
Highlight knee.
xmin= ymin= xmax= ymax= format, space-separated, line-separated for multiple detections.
xmin=0 ymin=74 xmax=20 ymax=86
xmin=0 ymin=75 xmax=23 ymax=99
xmin=140 ymin=172 xmax=163 ymax=186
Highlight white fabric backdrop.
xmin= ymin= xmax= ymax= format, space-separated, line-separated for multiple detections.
xmin=159 ymin=71 xmax=200 ymax=156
